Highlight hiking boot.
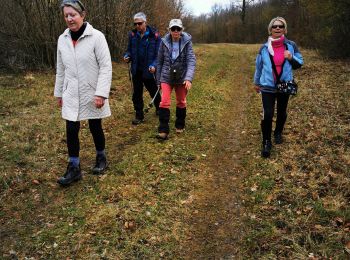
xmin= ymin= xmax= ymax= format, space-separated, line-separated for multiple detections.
xmin=157 ymin=132 xmax=168 ymax=140
xmin=274 ymin=133 xmax=283 ymax=144
xmin=176 ymin=128 xmax=185 ymax=134
xmin=132 ymin=117 xmax=144 ymax=125
xmin=92 ymin=154 xmax=108 ymax=175
xmin=57 ymin=162 xmax=82 ymax=186
xmin=261 ymin=140 xmax=272 ymax=158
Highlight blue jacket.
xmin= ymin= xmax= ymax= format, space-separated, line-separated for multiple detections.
xmin=156 ymin=32 xmax=196 ymax=85
xmin=124 ymin=26 xmax=160 ymax=79
xmin=254 ymin=38 xmax=303 ymax=93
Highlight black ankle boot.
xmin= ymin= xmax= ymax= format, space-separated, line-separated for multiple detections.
xmin=57 ymin=162 xmax=82 ymax=186
xmin=274 ymin=133 xmax=283 ymax=144
xmin=261 ymin=140 xmax=272 ymax=158
xmin=158 ymin=108 xmax=170 ymax=135
xmin=175 ymin=107 xmax=186 ymax=130
xmin=92 ymin=154 xmax=108 ymax=175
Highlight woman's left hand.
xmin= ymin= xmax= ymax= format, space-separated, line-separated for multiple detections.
xmin=183 ymin=80 xmax=192 ymax=90
xmin=284 ymin=50 xmax=292 ymax=61
xmin=94 ymin=96 xmax=105 ymax=108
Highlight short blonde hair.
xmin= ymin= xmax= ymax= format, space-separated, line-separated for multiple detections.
xmin=268 ymin=17 xmax=287 ymax=35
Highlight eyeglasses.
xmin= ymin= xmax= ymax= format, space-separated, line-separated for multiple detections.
xmin=134 ymin=22 xmax=144 ymax=26
xmin=170 ymin=26 xmax=182 ymax=32
xmin=271 ymin=24 xmax=285 ymax=29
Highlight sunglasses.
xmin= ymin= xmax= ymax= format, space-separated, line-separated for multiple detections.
xmin=134 ymin=22 xmax=144 ymax=26
xmin=170 ymin=26 xmax=182 ymax=32
xmin=271 ymin=24 xmax=285 ymax=29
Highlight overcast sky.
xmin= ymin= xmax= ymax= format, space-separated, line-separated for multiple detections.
xmin=184 ymin=0 xmax=233 ymax=16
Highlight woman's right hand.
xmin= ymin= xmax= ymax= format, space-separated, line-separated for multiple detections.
xmin=254 ymin=85 xmax=261 ymax=93
xmin=57 ymin=97 xmax=62 ymax=107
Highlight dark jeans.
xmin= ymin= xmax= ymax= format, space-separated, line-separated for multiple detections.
xmin=261 ymin=92 xmax=290 ymax=141
xmin=66 ymin=119 xmax=105 ymax=157
xmin=132 ymin=70 xmax=160 ymax=119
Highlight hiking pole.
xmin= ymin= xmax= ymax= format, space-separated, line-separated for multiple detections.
xmin=127 ymin=62 xmax=134 ymax=96
xmin=144 ymin=73 xmax=161 ymax=114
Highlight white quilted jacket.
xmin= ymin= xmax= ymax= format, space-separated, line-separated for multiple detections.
xmin=54 ymin=23 xmax=112 ymax=121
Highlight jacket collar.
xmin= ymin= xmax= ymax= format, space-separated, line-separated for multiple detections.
xmin=162 ymin=32 xmax=192 ymax=52
xmin=63 ymin=22 xmax=93 ymax=38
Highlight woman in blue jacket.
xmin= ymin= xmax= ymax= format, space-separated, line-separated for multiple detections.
xmin=254 ymin=17 xmax=303 ymax=157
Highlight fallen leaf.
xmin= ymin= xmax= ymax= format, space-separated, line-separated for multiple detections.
xmin=32 ymin=180 xmax=40 ymax=185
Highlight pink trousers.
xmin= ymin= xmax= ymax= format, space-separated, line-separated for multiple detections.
xmin=159 ymin=83 xmax=188 ymax=109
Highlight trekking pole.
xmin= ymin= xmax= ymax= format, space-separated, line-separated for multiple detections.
xmin=144 ymin=73 xmax=161 ymax=114
xmin=127 ymin=62 xmax=134 ymax=96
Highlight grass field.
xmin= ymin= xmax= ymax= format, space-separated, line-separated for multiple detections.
xmin=0 ymin=44 xmax=349 ymax=259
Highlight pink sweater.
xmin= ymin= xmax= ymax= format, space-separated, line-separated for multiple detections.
xmin=272 ymin=36 xmax=285 ymax=79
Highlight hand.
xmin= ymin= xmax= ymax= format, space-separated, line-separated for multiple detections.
xmin=149 ymin=66 xmax=156 ymax=73
xmin=183 ymin=80 xmax=192 ymax=90
xmin=284 ymin=50 xmax=292 ymax=61
xmin=94 ymin=96 xmax=105 ymax=109
xmin=123 ymin=56 xmax=130 ymax=63
xmin=57 ymin=97 xmax=62 ymax=107
xmin=254 ymin=85 xmax=261 ymax=93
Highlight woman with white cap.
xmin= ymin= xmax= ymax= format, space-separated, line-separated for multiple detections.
xmin=254 ymin=17 xmax=303 ymax=158
xmin=54 ymin=0 xmax=112 ymax=185
xmin=156 ymin=19 xmax=196 ymax=140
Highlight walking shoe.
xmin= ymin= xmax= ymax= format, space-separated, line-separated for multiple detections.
xmin=157 ymin=132 xmax=168 ymax=140
xmin=132 ymin=118 xmax=144 ymax=125
xmin=57 ymin=162 xmax=82 ymax=186
xmin=261 ymin=140 xmax=272 ymax=158
xmin=274 ymin=133 xmax=283 ymax=144
xmin=92 ymin=154 xmax=108 ymax=175
xmin=175 ymin=128 xmax=185 ymax=134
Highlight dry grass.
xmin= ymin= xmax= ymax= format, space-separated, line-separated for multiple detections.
xmin=0 ymin=45 xmax=349 ymax=259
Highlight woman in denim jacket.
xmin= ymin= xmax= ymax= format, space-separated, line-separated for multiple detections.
xmin=254 ymin=17 xmax=303 ymax=158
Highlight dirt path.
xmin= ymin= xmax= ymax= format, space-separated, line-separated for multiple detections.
xmin=181 ymin=46 xmax=254 ymax=258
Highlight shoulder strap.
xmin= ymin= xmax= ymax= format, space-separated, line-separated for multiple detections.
xmin=269 ymin=44 xmax=287 ymax=83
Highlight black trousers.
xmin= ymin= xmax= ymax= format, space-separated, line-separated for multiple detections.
xmin=261 ymin=92 xmax=290 ymax=141
xmin=66 ymin=119 xmax=105 ymax=157
xmin=132 ymin=70 xmax=161 ymax=119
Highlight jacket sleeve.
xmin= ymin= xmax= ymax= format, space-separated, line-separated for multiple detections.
xmin=254 ymin=52 xmax=263 ymax=85
xmin=289 ymin=41 xmax=303 ymax=69
xmin=184 ymin=41 xmax=196 ymax=82
xmin=94 ymin=32 xmax=112 ymax=98
xmin=156 ymin=41 xmax=164 ymax=85
xmin=54 ymin=41 xmax=64 ymax=98
xmin=150 ymin=33 xmax=161 ymax=69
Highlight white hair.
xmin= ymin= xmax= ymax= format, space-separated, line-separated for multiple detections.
xmin=133 ymin=12 xmax=147 ymax=22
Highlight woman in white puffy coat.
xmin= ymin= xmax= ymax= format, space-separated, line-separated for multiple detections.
xmin=54 ymin=0 xmax=112 ymax=186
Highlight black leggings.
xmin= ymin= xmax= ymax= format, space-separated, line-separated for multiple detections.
xmin=66 ymin=119 xmax=105 ymax=157
xmin=261 ymin=92 xmax=290 ymax=141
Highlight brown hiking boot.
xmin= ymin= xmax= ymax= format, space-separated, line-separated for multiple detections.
xmin=175 ymin=128 xmax=185 ymax=134
xmin=157 ymin=132 xmax=168 ymax=140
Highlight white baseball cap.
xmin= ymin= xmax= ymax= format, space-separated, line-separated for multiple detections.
xmin=168 ymin=19 xmax=183 ymax=29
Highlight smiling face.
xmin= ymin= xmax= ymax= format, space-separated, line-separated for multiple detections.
xmin=271 ymin=20 xmax=285 ymax=39
xmin=63 ymin=6 xmax=85 ymax=32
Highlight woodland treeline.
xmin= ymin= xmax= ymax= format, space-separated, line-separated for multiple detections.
xmin=186 ymin=0 xmax=350 ymax=58
xmin=0 ymin=0 xmax=349 ymax=70
xmin=0 ymin=0 xmax=183 ymax=69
